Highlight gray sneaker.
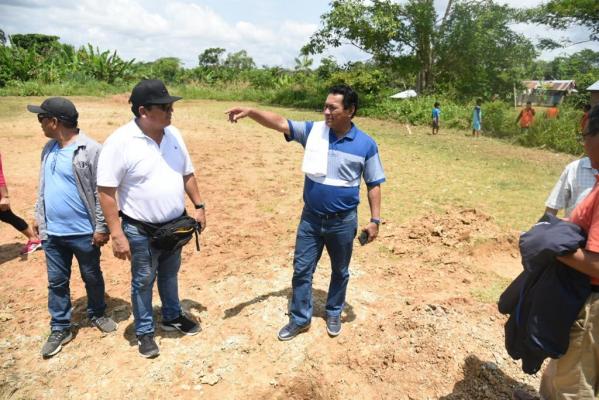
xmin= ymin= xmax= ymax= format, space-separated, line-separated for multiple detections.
xmin=91 ymin=316 xmax=118 ymax=333
xmin=41 ymin=330 xmax=73 ymax=358
xmin=326 ymin=315 xmax=342 ymax=337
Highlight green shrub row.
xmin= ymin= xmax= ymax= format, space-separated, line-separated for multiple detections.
xmin=0 ymin=78 xmax=585 ymax=156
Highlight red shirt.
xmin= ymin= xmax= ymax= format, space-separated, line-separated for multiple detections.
xmin=519 ymin=108 xmax=535 ymax=128
xmin=546 ymin=107 xmax=559 ymax=119
xmin=569 ymin=175 xmax=599 ymax=284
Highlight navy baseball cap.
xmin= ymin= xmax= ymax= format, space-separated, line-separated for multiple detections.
xmin=129 ymin=79 xmax=182 ymax=106
xmin=27 ymin=97 xmax=78 ymax=123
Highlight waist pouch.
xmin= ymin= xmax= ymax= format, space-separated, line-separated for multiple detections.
xmin=121 ymin=212 xmax=200 ymax=252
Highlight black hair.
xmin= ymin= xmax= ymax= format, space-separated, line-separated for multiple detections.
xmin=584 ymin=104 xmax=592 ymax=111
xmin=434 ymin=102 xmax=440 ymax=107
xmin=586 ymin=105 xmax=599 ymax=136
xmin=60 ymin=119 xmax=78 ymax=129
xmin=328 ymin=84 xmax=358 ymax=117
xmin=476 ymin=98 xmax=482 ymax=105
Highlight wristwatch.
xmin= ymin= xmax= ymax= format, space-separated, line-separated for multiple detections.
xmin=194 ymin=203 xmax=205 ymax=210
xmin=370 ymin=218 xmax=381 ymax=225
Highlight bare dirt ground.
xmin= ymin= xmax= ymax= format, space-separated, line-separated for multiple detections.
xmin=0 ymin=97 xmax=542 ymax=399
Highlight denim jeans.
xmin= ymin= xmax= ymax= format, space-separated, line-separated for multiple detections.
xmin=123 ymin=221 xmax=182 ymax=336
xmin=290 ymin=208 xmax=357 ymax=326
xmin=43 ymin=234 xmax=106 ymax=331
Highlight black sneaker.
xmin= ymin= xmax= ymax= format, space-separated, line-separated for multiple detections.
xmin=277 ymin=321 xmax=310 ymax=341
xmin=41 ymin=329 xmax=73 ymax=358
xmin=161 ymin=314 xmax=200 ymax=336
xmin=137 ymin=334 xmax=159 ymax=358
xmin=90 ymin=316 xmax=118 ymax=333
xmin=326 ymin=315 xmax=342 ymax=337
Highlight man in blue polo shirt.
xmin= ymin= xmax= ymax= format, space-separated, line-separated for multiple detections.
xmin=226 ymin=84 xmax=385 ymax=341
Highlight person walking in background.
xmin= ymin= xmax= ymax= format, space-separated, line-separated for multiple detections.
xmin=226 ymin=84 xmax=385 ymax=341
xmin=432 ymin=102 xmax=441 ymax=135
xmin=581 ymin=104 xmax=591 ymax=133
xmin=28 ymin=97 xmax=117 ymax=359
xmin=98 ymin=79 xmax=206 ymax=358
xmin=472 ymin=99 xmax=482 ymax=137
xmin=0 ymin=153 xmax=41 ymax=255
xmin=516 ymin=101 xmax=536 ymax=131
xmin=545 ymin=102 xmax=560 ymax=119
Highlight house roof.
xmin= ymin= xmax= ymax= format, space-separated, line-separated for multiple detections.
xmin=588 ymin=80 xmax=599 ymax=91
xmin=522 ymin=80 xmax=576 ymax=91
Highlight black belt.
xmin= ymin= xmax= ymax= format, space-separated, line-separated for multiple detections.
xmin=591 ymin=285 xmax=599 ymax=293
xmin=120 ymin=211 xmax=176 ymax=235
xmin=305 ymin=208 xmax=355 ymax=220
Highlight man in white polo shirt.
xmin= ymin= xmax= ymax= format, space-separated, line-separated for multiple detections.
xmin=97 ymin=79 xmax=207 ymax=358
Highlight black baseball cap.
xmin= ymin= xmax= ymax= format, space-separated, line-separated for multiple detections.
xmin=129 ymin=79 xmax=182 ymax=106
xmin=27 ymin=97 xmax=79 ymax=123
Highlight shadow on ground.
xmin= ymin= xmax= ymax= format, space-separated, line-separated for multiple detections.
xmin=122 ymin=298 xmax=206 ymax=345
xmin=439 ymin=354 xmax=538 ymax=400
xmin=0 ymin=242 xmax=23 ymax=265
xmin=71 ymin=293 xmax=132 ymax=331
xmin=223 ymin=287 xmax=356 ymax=323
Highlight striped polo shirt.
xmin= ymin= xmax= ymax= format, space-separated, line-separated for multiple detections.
xmin=286 ymin=120 xmax=386 ymax=215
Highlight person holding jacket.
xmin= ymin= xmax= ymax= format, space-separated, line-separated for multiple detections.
xmin=514 ymin=105 xmax=599 ymax=399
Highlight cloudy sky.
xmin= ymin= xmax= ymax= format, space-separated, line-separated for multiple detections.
xmin=0 ymin=0 xmax=597 ymax=68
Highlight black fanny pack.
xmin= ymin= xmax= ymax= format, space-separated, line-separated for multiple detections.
xmin=121 ymin=212 xmax=200 ymax=252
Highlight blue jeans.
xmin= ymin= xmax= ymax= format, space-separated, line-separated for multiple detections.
xmin=290 ymin=208 xmax=357 ymax=326
xmin=43 ymin=234 xmax=106 ymax=331
xmin=123 ymin=221 xmax=182 ymax=336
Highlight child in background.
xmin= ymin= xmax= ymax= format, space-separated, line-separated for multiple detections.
xmin=432 ymin=102 xmax=441 ymax=135
xmin=472 ymin=99 xmax=482 ymax=137
xmin=516 ymin=101 xmax=536 ymax=131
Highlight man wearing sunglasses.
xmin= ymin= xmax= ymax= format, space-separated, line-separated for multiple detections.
xmin=27 ymin=97 xmax=117 ymax=359
xmin=97 ymin=79 xmax=206 ymax=358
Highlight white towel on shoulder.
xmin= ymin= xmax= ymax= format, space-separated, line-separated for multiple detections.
xmin=301 ymin=121 xmax=329 ymax=177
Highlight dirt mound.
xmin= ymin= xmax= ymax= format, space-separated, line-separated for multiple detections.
xmin=387 ymin=207 xmax=518 ymax=257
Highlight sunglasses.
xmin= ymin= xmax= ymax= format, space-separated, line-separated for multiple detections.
xmin=146 ymin=103 xmax=173 ymax=112
xmin=37 ymin=114 xmax=54 ymax=123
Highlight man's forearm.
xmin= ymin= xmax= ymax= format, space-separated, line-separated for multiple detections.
xmin=98 ymin=187 xmax=123 ymax=236
xmin=367 ymin=185 xmax=381 ymax=219
xmin=183 ymin=174 xmax=203 ymax=205
xmin=246 ymin=109 xmax=289 ymax=134
xmin=557 ymin=248 xmax=599 ymax=279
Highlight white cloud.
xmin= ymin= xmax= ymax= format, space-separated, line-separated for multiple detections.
xmin=0 ymin=0 xmax=597 ymax=69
